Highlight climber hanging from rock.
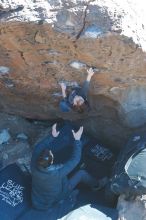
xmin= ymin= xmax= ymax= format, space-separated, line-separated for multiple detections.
xmin=59 ymin=68 xmax=95 ymax=113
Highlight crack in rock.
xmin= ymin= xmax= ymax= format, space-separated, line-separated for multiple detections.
xmin=18 ymin=51 xmax=28 ymax=66
xmin=75 ymin=1 xmax=94 ymax=40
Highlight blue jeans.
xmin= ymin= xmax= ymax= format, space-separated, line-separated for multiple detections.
xmin=68 ymin=170 xmax=97 ymax=190
xmin=59 ymin=100 xmax=71 ymax=112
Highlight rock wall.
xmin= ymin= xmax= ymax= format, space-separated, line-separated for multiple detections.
xmin=117 ymin=194 xmax=146 ymax=220
xmin=1 ymin=0 xmax=146 ymax=148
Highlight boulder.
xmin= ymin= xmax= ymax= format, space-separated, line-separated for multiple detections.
xmin=117 ymin=194 xmax=146 ymax=220
xmin=1 ymin=0 xmax=146 ymax=148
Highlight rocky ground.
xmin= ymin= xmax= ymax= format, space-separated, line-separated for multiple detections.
xmin=0 ymin=112 xmax=53 ymax=172
xmin=117 ymin=194 xmax=146 ymax=220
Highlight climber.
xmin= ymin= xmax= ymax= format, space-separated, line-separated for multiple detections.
xmin=59 ymin=68 xmax=95 ymax=113
xmin=31 ymin=123 xmax=107 ymax=210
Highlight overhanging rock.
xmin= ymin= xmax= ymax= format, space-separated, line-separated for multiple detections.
xmin=1 ymin=0 xmax=146 ymax=148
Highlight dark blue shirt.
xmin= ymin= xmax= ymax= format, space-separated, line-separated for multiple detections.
xmin=60 ymin=80 xmax=90 ymax=112
xmin=31 ymin=137 xmax=82 ymax=210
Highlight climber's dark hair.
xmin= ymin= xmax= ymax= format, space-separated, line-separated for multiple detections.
xmin=37 ymin=149 xmax=54 ymax=168
xmin=72 ymin=101 xmax=89 ymax=113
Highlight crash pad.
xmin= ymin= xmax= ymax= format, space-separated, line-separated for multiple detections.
xmin=0 ymin=164 xmax=31 ymax=220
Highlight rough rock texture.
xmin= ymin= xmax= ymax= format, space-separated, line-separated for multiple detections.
xmin=0 ymin=112 xmax=52 ymax=171
xmin=1 ymin=0 xmax=146 ymax=148
xmin=117 ymin=194 xmax=146 ymax=220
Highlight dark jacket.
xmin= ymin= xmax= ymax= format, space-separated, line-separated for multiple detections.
xmin=31 ymin=137 xmax=82 ymax=210
xmin=60 ymin=80 xmax=90 ymax=112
